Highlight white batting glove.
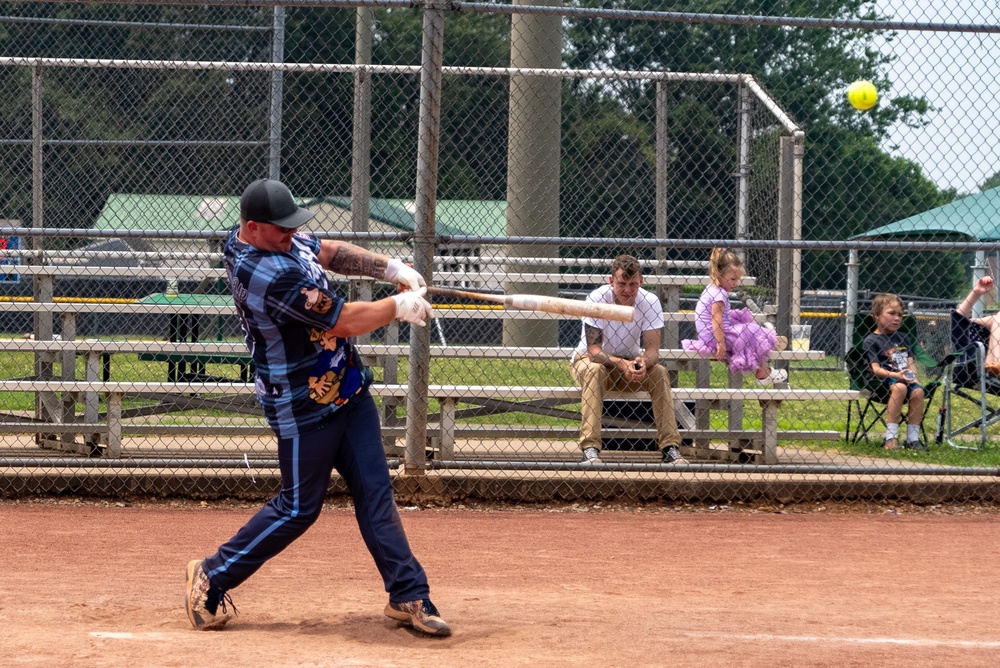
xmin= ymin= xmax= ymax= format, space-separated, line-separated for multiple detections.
xmin=391 ymin=287 xmax=433 ymax=327
xmin=384 ymin=258 xmax=427 ymax=292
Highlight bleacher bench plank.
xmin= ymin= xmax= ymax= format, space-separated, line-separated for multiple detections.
xmin=0 ymin=380 xmax=856 ymax=465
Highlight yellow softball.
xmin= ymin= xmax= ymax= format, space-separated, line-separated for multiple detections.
xmin=847 ymin=80 xmax=878 ymax=110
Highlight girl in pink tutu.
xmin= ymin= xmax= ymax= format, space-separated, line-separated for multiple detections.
xmin=683 ymin=248 xmax=788 ymax=386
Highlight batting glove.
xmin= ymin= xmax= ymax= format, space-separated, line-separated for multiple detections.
xmin=384 ymin=258 xmax=427 ymax=291
xmin=391 ymin=287 xmax=433 ymax=327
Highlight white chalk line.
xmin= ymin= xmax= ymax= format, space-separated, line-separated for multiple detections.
xmin=89 ymin=632 xmax=173 ymax=640
xmin=683 ymin=630 xmax=1000 ymax=649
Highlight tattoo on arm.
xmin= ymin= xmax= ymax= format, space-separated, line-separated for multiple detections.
xmin=585 ymin=325 xmax=603 ymax=348
xmin=326 ymin=244 xmax=388 ymax=278
xmin=585 ymin=325 xmax=617 ymax=368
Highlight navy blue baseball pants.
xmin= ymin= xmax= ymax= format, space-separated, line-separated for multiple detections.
xmin=200 ymin=390 xmax=429 ymax=603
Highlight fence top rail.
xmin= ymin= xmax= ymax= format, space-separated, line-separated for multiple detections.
xmin=0 ymin=55 xmax=746 ymax=82
xmin=0 ymin=251 xmax=711 ymax=270
xmin=3 ymin=264 xmax=729 ymax=286
xmin=4 ymin=227 xmax=997 ymax=251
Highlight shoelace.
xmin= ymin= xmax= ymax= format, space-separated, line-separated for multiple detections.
xmin=218 ymin=592 xmax=239 ymax=617
xmin=422 ymin=599 xmax=440 ymax=617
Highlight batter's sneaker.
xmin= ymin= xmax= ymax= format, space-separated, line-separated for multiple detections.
xmin=185 ymin=559 xmax=235 ymax=630
xmin=385 ymin=598 xmax=452 ymax=637
xmin=580 ymin=447 xmax=602 ymax=464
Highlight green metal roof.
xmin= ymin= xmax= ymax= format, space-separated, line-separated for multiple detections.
xmin=322 ymin=197 xmax=499 ymax=237
xmin=852 ymin=187 xmax=1000 ymax=241
xmin=94 ymin=193 xmax=507 ymax=238
xmin=383 ymin=199 xmax=506 ymax=237
xmin=93 ymin=194 xmax=241 ymax=231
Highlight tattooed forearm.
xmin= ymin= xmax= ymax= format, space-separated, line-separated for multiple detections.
xmin=585 ymin=324 xmax=615 ymax=369
xmin=585 ymin=324 xmax=603 ymax=348
xmin=325 ymin=244 xmax=388 ymax=278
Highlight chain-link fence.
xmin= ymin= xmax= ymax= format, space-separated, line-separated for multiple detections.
xmin=1 ymin=1 xmax=999 ymax=503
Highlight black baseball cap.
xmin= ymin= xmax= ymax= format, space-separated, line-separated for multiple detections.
xmin=239 ymin=178 xmax=315 ymax=229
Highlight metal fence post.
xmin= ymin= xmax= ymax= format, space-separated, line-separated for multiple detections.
xmin=267 ymin=7 xmax=285 ymax=181
xmin=503 ymin=0 xmax=562 ymax=348
xmin=845 ymin=249 xmax=859 ymax=361
xmin=352 ymin=8 xmax=374 ymax=344
xmin=776 ymin=136 xmax=797 ymax=354
xmin=655 ymin=80 xmax=678 ymax=348
xmin=972 ymin=250 xmax=987 ymax=319
xmin=405 ymin=1 xmax=446 ymax=474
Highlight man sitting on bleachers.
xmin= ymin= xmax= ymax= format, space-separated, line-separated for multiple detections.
xmin=570 ymin=254 xmax=687 ymax=465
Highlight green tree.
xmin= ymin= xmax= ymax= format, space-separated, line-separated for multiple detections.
xmin=980 ymin=171 xmax=1000 ymax=193
xmin=0 ymin=2 xmax=272 ymax=238
xmin=562 ymin=1 xmax=955 ymax=294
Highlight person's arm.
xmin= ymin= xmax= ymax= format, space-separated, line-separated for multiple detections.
xmin=323 ymin=288 xmax=433 ymax=338
xmin=711 ymin=300 xmax=726 ymax=362
xmin=317 ymin=239 xmax=387 ymax=278
xmin=641 ymin=328 xmax=661 ymax=368
xmin=585 ymin=324 xmax=634 ymax=375
xmin=624 ymin=328 xmax=661 ymax=383
xmin=317 ymin=239 xmax=425 ymax=291
xmin=324 ymin=298 xmax=398 ymax=338
xmin=956 ymin=275 xmax=994 ymax=322
xmin=863 ymin=336 xmax=906 ymax=382
xmin=868 ymin=359 xmax=906 ymax=382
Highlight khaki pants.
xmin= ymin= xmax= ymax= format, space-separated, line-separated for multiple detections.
xmin=570 ymin=354 xmax=682 ymax=452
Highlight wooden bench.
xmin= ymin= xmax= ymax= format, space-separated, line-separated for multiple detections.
xmin=0 ymin=379 xmax=856 ymax=465
xmin=134 ymin=351 xmax=254 ymax=382
xmin=0 ymin=339 xmax=838 ymax=460
xmin=368 ymin=385 xmax=858 ymax=465
xmin=360 ymin=344 xmax=832 ymax=459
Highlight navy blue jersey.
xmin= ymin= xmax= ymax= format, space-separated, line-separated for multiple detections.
xmin=224 ymin=227 xmax=365 ymax=438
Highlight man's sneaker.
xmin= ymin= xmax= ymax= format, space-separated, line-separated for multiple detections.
xmin=882 ymin=437 xmax=899 ymax=451
xmin=580 ymin=446 xmax=602 ymax=464
xmin=756 ymin=367 xmax=789 ymax=386
xmin=185 ymin=559 xmax=234 ymax=631
xmin=385 ymin=598 xmax=452 ymax=637
xmin=905 ymin=439 xmax=928 ymax=451
xmin=661 ymin=445 xmax=688 ymax=464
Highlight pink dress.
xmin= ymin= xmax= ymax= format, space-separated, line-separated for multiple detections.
xmin=681 ymin=284 xmax=778 ymax=374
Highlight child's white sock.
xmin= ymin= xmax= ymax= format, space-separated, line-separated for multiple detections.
xmin=907 ymin=424 xmax=920 ymax=442
xmin=885 ymin=423 xmax=899 ymax=441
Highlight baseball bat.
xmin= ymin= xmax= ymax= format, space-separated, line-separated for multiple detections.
xmin=426 ymin=286 xmax=634 ymax=323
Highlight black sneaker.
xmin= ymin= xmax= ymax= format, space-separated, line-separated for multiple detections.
xmin=385 ymin=598 xmax=452 ymax=637
xmin=661 ymin=445 xmax=688 ymax=464
xmin=905 ymin=439 xmax=928 ymax=451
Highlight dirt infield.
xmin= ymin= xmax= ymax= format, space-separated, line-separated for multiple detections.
xmin=3 ymin=499 xmax=999 ymax=667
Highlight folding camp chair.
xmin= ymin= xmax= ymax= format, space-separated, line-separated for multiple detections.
xmin=938 ymin=311 xmax=1000 ymax=449
xmin=844 ymin=313 xmax=950 ymax=447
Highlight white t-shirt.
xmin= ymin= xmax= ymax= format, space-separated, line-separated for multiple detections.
xmin=572 ymin=284 xmax=665 ymax=359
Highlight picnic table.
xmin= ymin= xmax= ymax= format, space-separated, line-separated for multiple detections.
xmin=135 ymin=293 xmax=251 ymax=382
